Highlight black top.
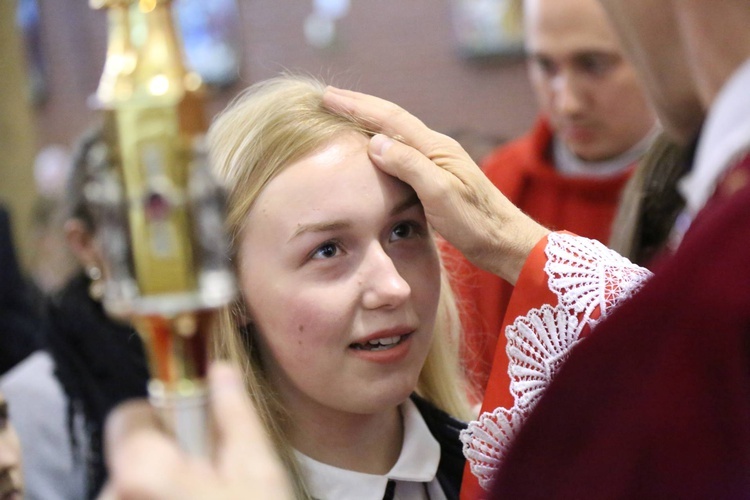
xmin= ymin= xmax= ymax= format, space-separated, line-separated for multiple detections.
xmin=411 ymin=394 xmax=467 ymax=500
xmin=45 ymin=273 xmax=149 ymax=499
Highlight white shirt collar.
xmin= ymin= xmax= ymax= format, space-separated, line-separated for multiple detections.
xmin=294 ymin=398 xmax=443 ymax=500
xmin=679 ymin=57 xmax=750 ymax=216
xmin=553 ymin=125 xmax=660 ymax=178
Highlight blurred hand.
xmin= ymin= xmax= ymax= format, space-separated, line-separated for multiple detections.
xmin=323 ymin=86 xmax=549 ymax=283
xmin=99 ymin=362 xmax=293 ymax=500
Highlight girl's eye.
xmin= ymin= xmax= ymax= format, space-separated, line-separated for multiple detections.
xmin=390 ymin=221 xmax=420 ymax=241
xmin=312 ymin=242 xmax=339 ymax=260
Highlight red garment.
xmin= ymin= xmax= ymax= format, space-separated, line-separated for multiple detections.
xmin=445 ymin=119 xmax=634 ymax=400
xmin=487 ymin=154 xmax=750 ymax=498
xmin=459 ymin=230 xmax=653 ymax=500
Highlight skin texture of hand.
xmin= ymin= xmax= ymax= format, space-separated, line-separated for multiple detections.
xmin=322 ymin=86 xmax=549 ymax=284
xmin=99 ymin=363 xmax=293 ymax=500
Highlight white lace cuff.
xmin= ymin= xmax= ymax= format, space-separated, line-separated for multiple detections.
xmin=460 ymin=233 xmax=652 ymax=490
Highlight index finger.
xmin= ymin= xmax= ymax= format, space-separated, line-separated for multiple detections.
xmin=323 ymin=86 xmax=444 ymax=156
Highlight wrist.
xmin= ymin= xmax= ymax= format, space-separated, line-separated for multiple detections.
xmin=485 ymin=220 xmax=550 ymax=284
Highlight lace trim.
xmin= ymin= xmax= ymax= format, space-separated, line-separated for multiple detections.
xmin=461 ymin=233 xmax=652 ymax=490
xmin=506 ymin=304 xmax=580 ymax=410
xmin=544 ymin=232 xmax=652 ymax=326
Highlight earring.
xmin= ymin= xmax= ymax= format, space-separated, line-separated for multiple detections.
xmin=86 ymin=266 xmax=105 ymax=301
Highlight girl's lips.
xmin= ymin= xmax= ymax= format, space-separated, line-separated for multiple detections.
xmin=350 ymin=331 xmax=412 ymax=350
xmin=348 ymin=332 xmax=414 ymax=364
xmin=352 ymin=325 xmax=415 ymax=345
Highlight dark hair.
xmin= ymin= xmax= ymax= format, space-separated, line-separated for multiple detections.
xmin=65 ymin=124 xmax=106 ymax=232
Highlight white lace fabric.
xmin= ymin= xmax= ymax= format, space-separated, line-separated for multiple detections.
xmin=460 ymin=233 xmax=652 ymax=490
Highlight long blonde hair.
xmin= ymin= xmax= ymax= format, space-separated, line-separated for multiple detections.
xmin=207 ymin=75 xmax=472 ymax=498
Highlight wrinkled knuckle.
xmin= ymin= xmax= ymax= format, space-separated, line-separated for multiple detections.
xmin=389 ymin=146 xmax=418 ymax=172
xmin=438 ymin=132 xmax=461 ymax=148
xmin=381 ymin=102 xmax=405 ymax=122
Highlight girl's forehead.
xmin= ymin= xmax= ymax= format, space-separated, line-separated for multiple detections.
xmin=258 ymin=135 xmax=374 ymax=199
xmin=243 ymin=135 xmax=412 ymax=236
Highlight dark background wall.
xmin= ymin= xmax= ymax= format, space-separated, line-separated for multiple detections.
xmin=34 ymin=0 xmax=537 ymax=148
xmin=3 ymin=0 xmax=538 ymax=270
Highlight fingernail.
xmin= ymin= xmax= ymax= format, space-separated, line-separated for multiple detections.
xmin=370 ymin=134 xmax=394 ymax=159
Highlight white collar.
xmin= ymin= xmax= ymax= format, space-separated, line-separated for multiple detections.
xmin=553 ymin=125 xmax=660 ymax=178
xmin=294 ymin=398 xmax=443 ymax=500
xmin=679 ymin=57 xmax=750 ymax=216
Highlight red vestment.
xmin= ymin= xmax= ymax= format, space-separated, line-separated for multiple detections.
xmin=486 ymin=153 xmax=750 ymax=498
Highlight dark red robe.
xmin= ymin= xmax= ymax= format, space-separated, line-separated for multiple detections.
xmin=487 ymin=154 xmax=750 ymax=498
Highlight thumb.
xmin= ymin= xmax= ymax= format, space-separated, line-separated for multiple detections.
xmin=368 ymin=134 xmax=453 ymax=206
xmin=210 ymin=363 xmax=277 ymax=478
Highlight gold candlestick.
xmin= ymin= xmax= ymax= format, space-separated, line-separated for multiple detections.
xmin=88 ymin=0 xmax=236 ymax=456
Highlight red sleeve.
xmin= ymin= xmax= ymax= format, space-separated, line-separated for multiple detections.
xmin=489 ymin=167 xmax=750 ymax=499
xmin=460 ymin=234 xmax=558 ymax=500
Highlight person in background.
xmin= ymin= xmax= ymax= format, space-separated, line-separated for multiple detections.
xmin=2 ymin=127 xmax=150 ymax=500
xmin=0 ymin=389 xmax=24 ymax=500
xmin=608 ymin=132 xmax=694 ymax=266
xmin=0 ymin=205 xmax=44 ymax=375
xmin=445 ymin=0 xmax=659 ymax=400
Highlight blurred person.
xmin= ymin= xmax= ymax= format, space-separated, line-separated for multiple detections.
xmin=0 ymin=204 xmax=44 ymax=375
xmin=608 ymin=132 xmax=694 ymax=266
xmin=445 ymin=0 xmax=659 ymax=399
xmin=3 ymin=127 xmax=150 ymax=500
xmin=47 ymin=127 xmax=150 ymax=498
xmin=0 ymin=389 xmax=23 ymax=500
xmin=1 ymin=350 xmax=73 ymax=500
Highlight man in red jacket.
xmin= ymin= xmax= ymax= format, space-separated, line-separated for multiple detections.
xmin=447 ymin=0 xmax=658 ymax=400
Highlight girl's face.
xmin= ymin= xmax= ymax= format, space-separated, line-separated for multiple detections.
xmin=238 ymin=132 xmax=441 ymax=419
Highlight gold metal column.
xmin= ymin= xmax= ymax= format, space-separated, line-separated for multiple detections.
xmin=0 ymin=0 xmax=38 ymax=269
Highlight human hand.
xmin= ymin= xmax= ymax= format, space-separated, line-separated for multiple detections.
xmin=99 ymin=362 xmax=293 ymax=500
xmin=323 ymin=87 xmax=549 ymax=283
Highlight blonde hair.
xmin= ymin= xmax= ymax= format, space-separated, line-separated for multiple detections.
xmin=207 ymin=75 xmax=472 ymax=498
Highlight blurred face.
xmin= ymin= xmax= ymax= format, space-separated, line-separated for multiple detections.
xmin=238 ymin=132 xmax=441 ymax=420
xmin=0 ymin=394 xmax=23 ymax=500
xmin=525 ymin=0 xmax=656 ymax=161
xmin=597 ymin=0 xmax=704 ymax=143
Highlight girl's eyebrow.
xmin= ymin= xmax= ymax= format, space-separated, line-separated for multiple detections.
xmin=391 ymin=192 xmax=420 ymax=216
xmin=288 ymin=192 xmax=421 ymax=242
xmin=289 ymin=220 xmax=351 ymax=242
